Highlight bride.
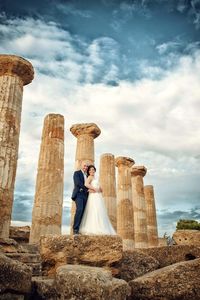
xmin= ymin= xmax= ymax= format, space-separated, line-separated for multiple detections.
xmin=79 ymin=165 xmax=116 ymax=235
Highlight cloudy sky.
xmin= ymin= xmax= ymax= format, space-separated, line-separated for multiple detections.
xmin=0 ymin=0 xmax=200 ymax=236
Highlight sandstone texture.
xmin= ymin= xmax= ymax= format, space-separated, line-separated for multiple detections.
xmin=56 ymin=264 xmax=130 ymax=300
xmin=144 ymin=185 xmax=159 ymax=247
xmin=99 ymin=153 xmax=117 ymax=230
xmin=31 ymin=276 xmax=58 ymax=300
xmin=173 ymin=229 xmax=200 ymax=246
xmin=129 ymin=258 xmax=200 ymax=300
xmin=131 ymin=166 xmax=148 ymax=248
xmin=0 ymin=252 xmax=32 ymax=294
xmin=0 ymin=55 xmax=34 ymax=238
xmin=0 ymin=238 xmax=27 ymax=253
xmin=9 ymin=225 xmax=30 ymax=243
xmin=117 ymin=250 xmax=159 ymax=282
xmin=115 ymin=156 xmax=135 ymax=250
xmin=30 ymin=114 xmax=64 ymax=244
xmin=40 ymin=234 xmax=123 ymax=276
xmin=139 ymin=244 xmax=200 ymax=267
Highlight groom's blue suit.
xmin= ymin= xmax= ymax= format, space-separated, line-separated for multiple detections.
xmin=72 ymin=170 xmax=88 ymax=233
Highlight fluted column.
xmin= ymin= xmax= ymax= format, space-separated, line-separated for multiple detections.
xmin=29 ymin=114 xmax=64 ymax=244
xmin=70 ymin=123 xmax=101 ymax=232
xmin=144 ymin=185 xmax=158 ymax=247
xmin=0 ymin=55 xmax=34 ymax=238
xmin=99 ymin=153 xmax=117 ymax=230
xmin=115 ymin=156 xmax=135 ymax=250
xmin=131 ymin=166 xmax=148 ymax=248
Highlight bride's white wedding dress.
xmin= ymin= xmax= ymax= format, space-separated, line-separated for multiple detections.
xmin=79 ymin=178 xmax=116 ymax=235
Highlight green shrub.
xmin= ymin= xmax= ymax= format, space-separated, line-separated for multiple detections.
xmin=176 ymin=219 xmax=200 ymax=230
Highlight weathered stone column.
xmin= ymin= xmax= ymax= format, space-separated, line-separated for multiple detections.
xmin=29 ymin=114 xmax=64 ymax=244
xmin=144 ymin=185 xmax=158 ymax=247
xmin=70 ymin=123 xmax=101 ymax=232
xmin=99 ymin=153 xmax=117 ymax=230
xmin=131 ymin=166 xmax=148 ymax=248
xmin=0 ymin=55 xmax=34 ymax=238
xmin=115 ymin=156 xmax=135 ymax=250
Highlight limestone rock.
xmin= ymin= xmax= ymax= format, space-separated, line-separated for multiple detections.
xmin=117 ymin=250 xmax=159 ymax=282
xmin=144 ymin=185 xmax=158 ymax=247
xmin=173 ymin=229 xmax=200 ymax=246
xmin=129 ymin=258 xmax=200 ymax=300
xmin=131 ymin=166 xmax=148 ymax=248
xmin=0 ymin=253 xmax=32 ymax=294
xmin=0 ymin=55 xmax=34 ymax=239
xmin=29 ymin=114 xmax=64 ymax=244
xmin=9 ymin=226 xmax=30 ymax=243
xmin=56 ymin=264 xmax=130 ymax=300
xmin=0 ymin=293 xmax=24 ymax=299
xmin=0 ymin=54 xmax=34 ymax=85
xmin=115 ymin=156 xmax=135 ymax=250
xmin=139 ymin=245 xmax=200 ymax=267
xmin=70 ymin=122 xmax=101 ymax=138
xmin=40 ymin=235 xmax=123 ymax=276
xmin=99 ymin=153 xmax=117 ymax=230
xmin=31 ymin=276 xmax=58 ymax=300
xmin=0 ymin=238 xmax=27 ymax=253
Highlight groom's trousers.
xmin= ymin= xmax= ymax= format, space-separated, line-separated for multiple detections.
xmin=73 ymin=196 xmax=87 ymax=233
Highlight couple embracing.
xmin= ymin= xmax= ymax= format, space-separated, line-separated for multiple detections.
xmin=72 ymin=161 xmax=116 ymax=235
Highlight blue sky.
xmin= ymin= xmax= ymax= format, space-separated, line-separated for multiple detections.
xmin=0 ymin=0 xmax=200 ymax=236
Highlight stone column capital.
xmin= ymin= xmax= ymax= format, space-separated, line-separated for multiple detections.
xmin=70 ymin=123 xmax=101 ymax=139
xmin=115 ymin=156 xmax=135 ymax=168
xmin=0 ymin=55 xmax=34 ymax=85
xmin=144 ymin=185 xmax=153 ymax=190
xmin=131 ymin=166 xmax=147 ymax=177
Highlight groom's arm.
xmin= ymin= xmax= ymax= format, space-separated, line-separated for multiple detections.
xmin=73 ymin=171 xmax=87 ymax=190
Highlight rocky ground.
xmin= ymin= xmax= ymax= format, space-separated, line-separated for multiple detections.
xmin=0 ymin=228 xmax=200 ymax=299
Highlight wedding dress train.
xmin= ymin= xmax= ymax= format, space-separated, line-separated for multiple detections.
xmin=79 ymin=179 xmax=116 ymax=235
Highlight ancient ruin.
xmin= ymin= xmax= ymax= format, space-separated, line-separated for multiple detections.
xmin=144 ymin=185 xmax=159 ymax=247
xmin=173 ymin=229 xmax=200 ymax=246
xmin=29 ymin=114 xmax=64 ymax=244
xmin=1 ymin=54 xmax=198 ymax=300
xmin=115 ymin=156 xmax=135 ymax=250
xmin=70 ymin=123 xmax=101 ymax=231
xmin=99 ymin=153 xmax=117 ymax=230
xmin=131 ymin=166 xmax=148 ymax=248
xmin=70 ymin=122 xmax=101 ymax=170
xmin=0 ymin=55 xmax=34 ymax=238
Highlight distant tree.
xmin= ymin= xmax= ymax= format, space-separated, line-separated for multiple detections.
xmin=176 ymin=219 xmax=200 ymax=230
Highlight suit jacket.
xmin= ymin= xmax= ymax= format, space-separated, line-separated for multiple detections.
xmin=71 ymin=170 xmax=88 ymax=201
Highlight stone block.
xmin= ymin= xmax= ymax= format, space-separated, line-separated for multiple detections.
xmin=9 ymin=226 xmax=30 ymax=243
xmin=129 ymin=258 xmax=200 ymax=300
xmin=138 ymin=244 xmax=200 ymax=267
xmin=40 ymin=234 xmax=123 ymax=276
xmin=0 ymin=253 xmax=32 ymax=294
xmin=173 ymin=230 xmax=200 ymax=246
xmin=56 ymin=264 xmax=130 ymax=300
xmin=116 ymin=250 xmax=159 ymax=282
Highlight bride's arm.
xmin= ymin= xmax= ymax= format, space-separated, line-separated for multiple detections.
xmin=85 ymin=176 xmax=97 ymax=191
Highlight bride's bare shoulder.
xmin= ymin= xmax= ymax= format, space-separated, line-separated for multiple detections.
xmin=87 ymin=175 xmax=93 ymax=181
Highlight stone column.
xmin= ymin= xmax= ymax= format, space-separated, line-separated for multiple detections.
xmin=115 ymin=156 xmax=135 ymax=250
xmin=70 ymin=123 xmax=101 ymax=232
xmin=0 ymin=55 xmax=34 ymax=238
xmin=29 ymin=114 xmax=64 ymax=244
xmin=131 ymin=166 xmax=148 ymax=248
xmin=99 ymin=153 xmax=117 ymax=230
xmin=144 ymin=185 xmax=158 ymax=247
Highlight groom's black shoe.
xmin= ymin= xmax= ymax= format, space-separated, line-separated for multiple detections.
xmin=73 ymin=231 xmax=79 ymax=235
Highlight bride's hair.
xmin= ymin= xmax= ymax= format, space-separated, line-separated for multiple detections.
xmin=87 ymin=165 xmax=96 ymax=177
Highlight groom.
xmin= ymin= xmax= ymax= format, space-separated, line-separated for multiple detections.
xmin=71 ymin=160 xmax=89 ymax=235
